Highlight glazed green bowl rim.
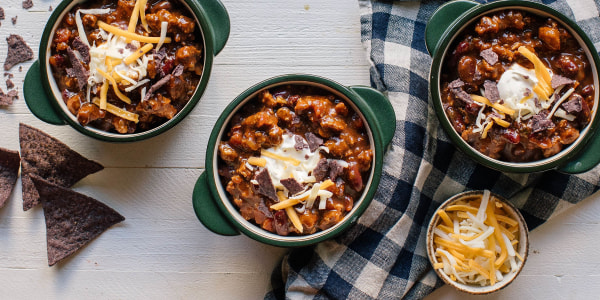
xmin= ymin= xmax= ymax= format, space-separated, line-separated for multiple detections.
xmin=38 ymin=0 xmax=217 ymax=142
xmin=429 ymin=0 xmax=600 ymax=173
xmin=426 ymin=190 xmax=529 ymax=294
xmin=204 ymin=74 xmax=386 ymax=247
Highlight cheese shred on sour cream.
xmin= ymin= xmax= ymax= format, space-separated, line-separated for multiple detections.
xmin=246 ymin=133 xmax=347 ymax=233
xmin=432 ymin=190 xmax=523 ymax=286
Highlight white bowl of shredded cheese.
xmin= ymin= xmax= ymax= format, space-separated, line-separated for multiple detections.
xmin=426 ymin=190 xmax=529 ymax=294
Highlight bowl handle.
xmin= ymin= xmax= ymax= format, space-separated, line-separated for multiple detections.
xmin=193 ymin=172 xmax=239 ymax=236
xmin=349 ymin=85 xmax=396 ymax=147
xmin=558 ymin=130 xmax=600 ymax=174
xmin=425 ymin=0 xmax=478 ymax=56
xmin=201 ymin=0 xmax=230 ymax=55
xmin=24 ymin=60 xmax=66 ymax=125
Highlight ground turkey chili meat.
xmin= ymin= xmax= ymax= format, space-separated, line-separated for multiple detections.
xmin=218 ymin=85 xmax=373 ymax=236
xmin=441 ymin=10 xmax=595 ymax=162
xmin=49 ymin=0 xmax=203 ymax=134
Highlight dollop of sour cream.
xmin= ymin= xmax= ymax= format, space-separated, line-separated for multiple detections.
xmin=262 ymin=133 xmax=327 ymax=189
xmin=496 ymin=63 xmax=553 ymax=120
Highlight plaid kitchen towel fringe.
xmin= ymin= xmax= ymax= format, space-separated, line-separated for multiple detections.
xmin=267 ymin=0 xmax=600 ymax=299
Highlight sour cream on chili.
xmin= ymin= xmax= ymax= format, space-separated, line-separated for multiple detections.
xmin=261 ymin=133 xmax=326 ymax=189
xmin=496 ymin=63 xmax=552 ymax=120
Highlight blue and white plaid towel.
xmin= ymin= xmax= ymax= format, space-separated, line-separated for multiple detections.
xmin=267 ymin=0 xmax=600 ymax=299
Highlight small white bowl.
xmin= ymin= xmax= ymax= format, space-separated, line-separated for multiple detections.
xmin=426 ymin=190 xmax=529 ymax=294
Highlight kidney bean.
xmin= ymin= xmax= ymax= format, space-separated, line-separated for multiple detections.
xmin=458 ymin=56 xmax=477 ymax=83
xmin=273 ymin=210 xmax=289 ymax=236
xmin=347 ymin=162 xmax=364 ymax=192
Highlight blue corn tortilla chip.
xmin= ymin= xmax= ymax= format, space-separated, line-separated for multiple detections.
xmin=4 ymin=34 xmax=33 ymax=71
xmin=254 ymin=168 xmax=278 ymax=202
xmin=280 ymin=178 xmax=304 ymax=195
xmin=0 ymin=147 xmax=20 ymax=208
xmin=304 ymin=132 xmax=323 ymax=152
xmin=19 ymin=123 xmax=104 ymax=211
xmin=31 ymin=175 xmax=125 ymax=266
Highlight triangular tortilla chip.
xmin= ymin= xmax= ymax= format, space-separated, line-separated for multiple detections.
xmin=31 ymin=176 xmax=125 ymax=266
xmin=19 ymin=123 xmax=104 ymax=211
xmin=0 ymin=147 xmax=20 ymax=208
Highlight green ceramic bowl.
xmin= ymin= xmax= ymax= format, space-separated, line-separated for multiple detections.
xmin=426 ymin=0 xmax=600 ymax=173
xmin=23 ymin=0 xmax=230 ymax=142
xmin=192 ymin=74 xmax=396 ymax=247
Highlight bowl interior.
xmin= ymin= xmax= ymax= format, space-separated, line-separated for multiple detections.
xmin=426 ymin=191 xmax=529 ymax=294
xmin=432 ymin=3 xmax=600 ymax=171
xmin=211 ymin=79 xmax=377 ymax=244
xmin=42 ymin=0 xmax=208 ymax=140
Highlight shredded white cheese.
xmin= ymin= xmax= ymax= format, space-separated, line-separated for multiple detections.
xmin=125 ymin=78 xmax=150 ymax=92
xmin=547 ymin=87 xmax=575 ymax=119
xmin=156 ymin=21 xmax=168 ymax=52
xmin=554 ymin=108 xmax=576 ymax=121
xmin=75 ymin=8 xmax=111 ymax=47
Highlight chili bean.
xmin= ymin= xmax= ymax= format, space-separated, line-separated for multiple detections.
xmin=273 ymin=210 xmax=289 ymax=236
xmin=557 ymin=54 xmax=580 ymax=77
xmin=458 ymin=56 xmax=477 ymax=83
xmin=446 ymin=106 xmax=466 ymax=134
xmin=347 ymin=162 xmax=364 ymax=192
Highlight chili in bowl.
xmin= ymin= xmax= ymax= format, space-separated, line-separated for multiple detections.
xmin=24 ymin=0 xmax=230 ymax=142
xmin=427 ymin=0 xmax=600 ymax=173
xmin=192 ymin=74 xmax=396 ymax=247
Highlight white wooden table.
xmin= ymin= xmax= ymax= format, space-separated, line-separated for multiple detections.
xmin=1 ymin=0 xmax=599 ymax=299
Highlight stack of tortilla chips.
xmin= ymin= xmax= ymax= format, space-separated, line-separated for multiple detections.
xmin=18 ymin=124 xmax=124 ymax=266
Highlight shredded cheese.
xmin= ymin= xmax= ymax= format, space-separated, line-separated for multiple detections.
xmin=518 ymin=46 xmax=554 ymax=97
xmin=124 ymin=78 xmax=150 ymax=92
xmin=493 ymin=117 xmax=510 ymax=128
xmin=97 ymin=21 xmax=172 ymax=44
xmin=261 ymin=149 xmax=301 ymax=166
xmin=306 ymin=183 xmax=321 ymax=208
xmin=470 ymin=95 xmax=516 ymax=116
xmin=128 ymin=0 xmax=143 ymax=34
xmin=114 ymin=70 xmax=137 ymax=85
xmin=74 ymin=8 xmax=111 ymax=47
xmin=437 ymin=210 xmax=453 ymax=227
xmin=433 ymin=190 xmax=523 ymax=287
xmin=92 ymin=98 xmax=139 ymax=123
xmin=99 ymin=80 xmax=109 ymax=110
xmin=555 ymin=108 xmax=576 ymax=121
xmin=247 ymin=157 xmax=267 ymax=167
xmin=547 ymin=87 xmax=575 ymax=119
xmin=285 ymin=207 xmax=303 ymax=233
xmin=156 ymin=21 xmax=169 ymax=52
xmin=481 ymin=121 xmax=494 ymax=139
xmin=139 ymin=0 xmax=150 ymax=32
xmin=519 ymin=93 xmax=533 ymax=104
xmin=96 ymin=68 xmax=132 ymax=104
xmin=319 ymin=179 xmax=334 ymax=190
xmin=270 ymin=198 xmax=303 ymax=210
xmin=124 ymin=43 xmax=154 ymax=65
